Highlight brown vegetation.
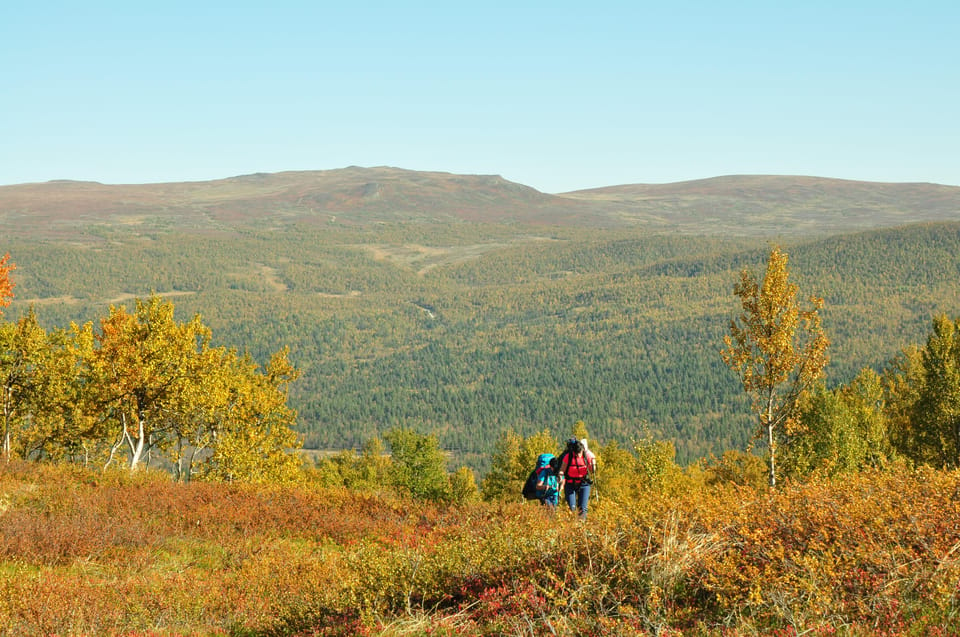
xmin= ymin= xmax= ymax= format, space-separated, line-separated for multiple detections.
xmin=0 ymin=460 xmax=958 ymax=635
xmin=3 ymin=169 xmax=960 ymax=241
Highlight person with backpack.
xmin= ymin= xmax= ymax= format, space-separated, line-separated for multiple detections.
xmin=536 ymin=456 xmax=561 ymax=510
xmin=522 ymin=453 xmax=561 ymax=509
xmin=558 ymin=438 xmax=595 ymax=520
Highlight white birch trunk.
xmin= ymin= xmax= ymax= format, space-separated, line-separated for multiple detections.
xmin=129 ymin=416 xmax=147 ymax=471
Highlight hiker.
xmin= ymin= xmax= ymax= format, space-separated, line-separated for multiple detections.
xmin=522 ymin=453 xmax=561 ymax=507
xmin=536 ymin=456 xmax=561 ymax=510
xmin=559 ymin=438 xmax=594 ymax=520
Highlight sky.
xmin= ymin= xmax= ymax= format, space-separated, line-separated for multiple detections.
xmin=3 ymin=1 xmax=958 ymax=193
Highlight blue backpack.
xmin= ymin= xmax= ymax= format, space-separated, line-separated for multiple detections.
xmin=522 ymin=453 xmax=557 ymax=500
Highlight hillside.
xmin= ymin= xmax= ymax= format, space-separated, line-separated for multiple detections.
xmin=0 ymin=167 xmax=597 ymax=237
xmin=3 ymin=169 xmax=960 ymax=472
xmin=2 ymin=168 xmax=959 ymax=239
xmin=565 ymin=175 xmax=960 ymax=234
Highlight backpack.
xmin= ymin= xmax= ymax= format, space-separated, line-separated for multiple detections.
xmin=521 ymin=453 xmax=555 ymax=500
xmin=521 ymin=469 xmax=540 ymax=500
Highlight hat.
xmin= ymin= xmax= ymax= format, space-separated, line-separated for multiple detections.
xmin=580 ymin=438 xmax=589 ymax=452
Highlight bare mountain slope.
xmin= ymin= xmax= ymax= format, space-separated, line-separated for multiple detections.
xmin=563 ymin=175 xmax=960 ymax=234
xmin=1 ymin=168 xmax=958 ymax=240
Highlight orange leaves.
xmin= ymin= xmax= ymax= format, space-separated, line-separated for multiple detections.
xmin=692 ymin=468 xmax=960 ymax=631
xmin=0 ymin=253 xmax=14 ymax=314
xmin=1 ymin=461 xmax=959 ymax=634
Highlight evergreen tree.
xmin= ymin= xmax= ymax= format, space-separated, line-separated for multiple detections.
xmin=480 ymin=430 xmax=524 ymax=501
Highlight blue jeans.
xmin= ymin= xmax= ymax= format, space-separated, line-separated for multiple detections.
xmin=564 ymin=482 xmax=591 ymax=519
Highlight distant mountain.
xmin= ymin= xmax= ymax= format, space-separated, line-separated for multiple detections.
xmin=564 ymin=175 xmax=960 ymax=234
xmin=2 ymin=168 xmax=958 ymax=240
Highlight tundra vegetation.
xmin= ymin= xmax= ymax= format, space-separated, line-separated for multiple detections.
xmin=1 ymin=248 xmax=960 ymax=635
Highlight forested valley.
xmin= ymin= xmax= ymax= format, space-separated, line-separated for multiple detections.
xmin=6 ymin=219 xmax=960 ymax=473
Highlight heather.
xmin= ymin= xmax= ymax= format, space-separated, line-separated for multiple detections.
xmin=1 ymin=461 xmax=958 ymax=635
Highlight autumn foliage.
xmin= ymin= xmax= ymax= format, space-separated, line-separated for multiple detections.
xmin=1 ymin=461 xmax=958 ymax=635
xmin=3 ymin=246 xmax=960 ymax=635
xmin=722 ymin=246 xmax=829 ymax=488
xmin=0 ymin=290 xmax=301 ymax=481
xmin=0 ymin=253 xmax=13 ymax=313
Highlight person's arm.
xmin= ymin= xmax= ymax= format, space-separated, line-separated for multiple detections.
xmin=558 ymin=456 xmax=568 ymax=487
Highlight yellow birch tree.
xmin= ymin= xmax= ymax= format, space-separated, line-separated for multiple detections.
xmin=721 ymin=246 xmax=829 ymax=488
xmin=0 ymin=308 xmax=46 ymax=460
xmin=192 ymin=347 xmax=303 ymax=485
xmin=91 ymin=295 xmax=211 ymax=471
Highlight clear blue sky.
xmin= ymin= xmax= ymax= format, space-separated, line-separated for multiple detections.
xmin=3 ymin=1 xmax=957 ymax=193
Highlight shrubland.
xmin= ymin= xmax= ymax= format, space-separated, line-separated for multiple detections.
xmin=1 ymin=460 xmax=958 ymax=635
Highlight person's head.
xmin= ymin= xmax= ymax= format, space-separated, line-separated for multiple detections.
xmin=549 ymin=457 xmax=560 ymax=472
xmin=580 ymin=438 xmax=590 ymax=453
xmin=567 ymin=438 xmax=583 ymax=455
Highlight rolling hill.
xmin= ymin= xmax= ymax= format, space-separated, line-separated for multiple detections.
xmin=2 ymin=168 xmax=958 ymax=239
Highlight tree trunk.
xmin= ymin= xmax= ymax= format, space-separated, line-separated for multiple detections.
xmin=129 ymin=415 xmax=147 ymax=471
xmin=955 ymin=417 xmax=960 ymax=469
xmin=767 ymin=422 xmax=776 ymax=488
xmin=766 ymin=392 xmax=777 ymax=489
xmin=2 ymin=387 xmax=11 ymax=461
xmin=174 ymin=438 xmax=183 ymax=482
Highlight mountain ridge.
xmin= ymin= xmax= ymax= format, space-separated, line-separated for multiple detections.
xmin=2 ymin=167 xmax=959 ymax=239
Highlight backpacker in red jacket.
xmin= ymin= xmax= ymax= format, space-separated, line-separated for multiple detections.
xmin=558 ymin=439 xmax=593 ymax=486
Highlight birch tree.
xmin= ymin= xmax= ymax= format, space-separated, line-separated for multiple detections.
xmin=0 ymin=309 xmax=46 ymax=460
xmin=192 ymin=347 xmax=303 ymax=485
xmin=721 ymin=246 xmax=829 ymax=488
xmin=23 ymin=322 xmax=102 ymax=463
xmin=91 ymin=295 xmax=209 ymax=471
xmin=384 ymin=426 xmax=450 ymax=502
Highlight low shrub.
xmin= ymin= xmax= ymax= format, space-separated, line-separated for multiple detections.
xmin=1 ymin=462 xmax=959 ymax=635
